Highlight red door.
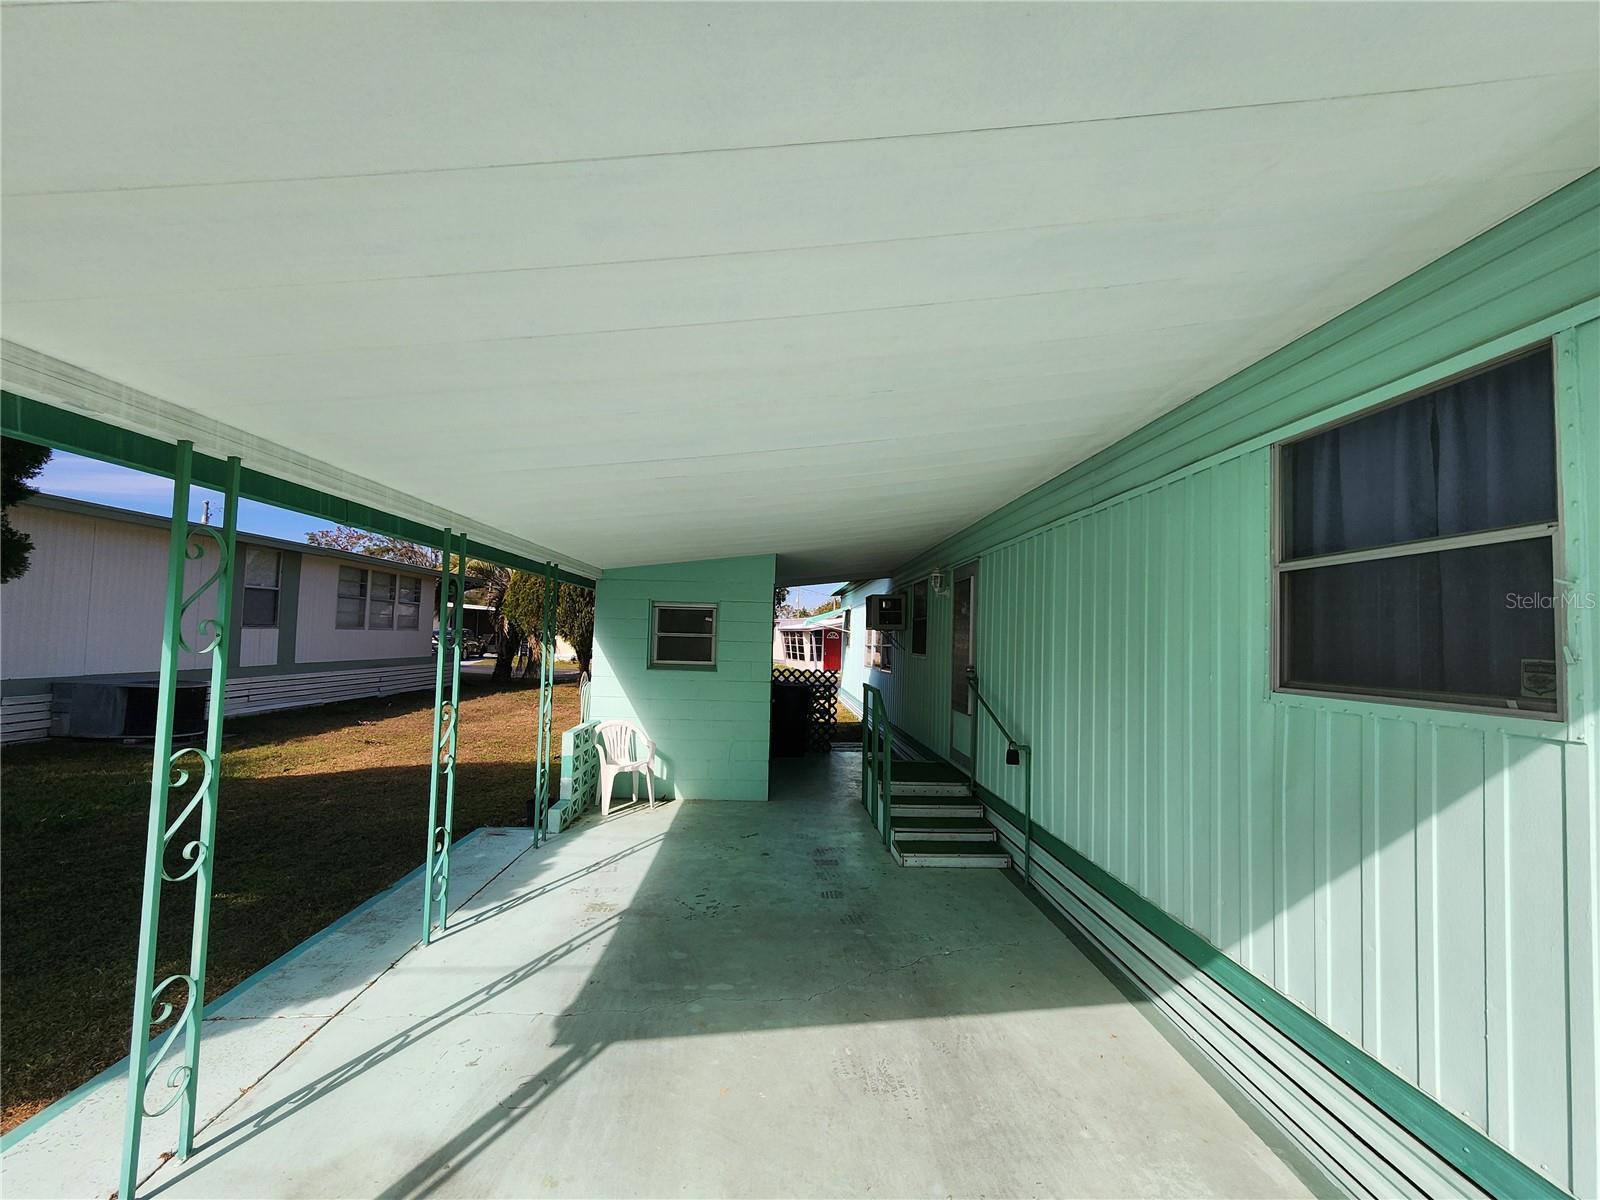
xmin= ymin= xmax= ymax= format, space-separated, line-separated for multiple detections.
xmin=822 ymin=629 xmax=842 ymax=671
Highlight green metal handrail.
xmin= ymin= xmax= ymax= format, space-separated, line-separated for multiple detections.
xmin=965 ymin=667 xmax=1032 ymax=884
xmin=860 ymin=684 xmax=893 ymax=851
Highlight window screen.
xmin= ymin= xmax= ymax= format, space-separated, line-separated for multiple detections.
xmin=242 ymin=546 xmax=280 ymax=628
xmin=396 ymin=577 xmax=421 ymax=630
xmin=652 ymin=604 xmax=716 ymax=666
xmin=1276 ymin=347 xmax=1559 ymax=714
xmin=336 ymin=566 xmax=367 ymax=629
xmin=368 ymin=571 xmax=396 ymax=629
xmin=911 ymin=580 xmax=929 ymax=655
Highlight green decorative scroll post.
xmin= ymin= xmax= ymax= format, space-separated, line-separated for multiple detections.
xmin=120 ymin=444 xmax=241 ymax=1200
xmin=532 ymin=565 xmax=557 ymax=842
xmin=422 ymin=533 xmax=467 ymax=943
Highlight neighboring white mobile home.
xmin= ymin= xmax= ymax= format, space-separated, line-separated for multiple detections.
xmin=772 ymin=609 xmax=845 ymax=670
xmin=0 ymin=495 xmax=439 ymax=741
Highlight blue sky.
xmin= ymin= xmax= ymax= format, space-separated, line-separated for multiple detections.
xmin=36 ymin=450 xmax=331 ymax=542
xmin=33 ymin=452 xmax=847 ymax=602
xmin=783 ymin=582 xmax=843 ymax=610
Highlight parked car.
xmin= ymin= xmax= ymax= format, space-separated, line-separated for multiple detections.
xmin=432 ymin=631 xmax=484 ymax=659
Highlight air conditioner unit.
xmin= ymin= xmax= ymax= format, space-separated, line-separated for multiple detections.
xmin=865 ymin=593 xmax=906 ymax=631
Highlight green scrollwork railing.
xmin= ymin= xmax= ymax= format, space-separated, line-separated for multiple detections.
xmin=532 ymin=563 xmax=557 ymax=842
xmin=422 ymin=533 xmax=467 ymax=944
xmin=120 ymin=445 xmax=241 ymax=1200
xmin=860 ymin=683 xmax=893 ymax=852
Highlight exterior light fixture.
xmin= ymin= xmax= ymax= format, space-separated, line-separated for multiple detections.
xmin=929 ymin=569 xmax=947 ymax=594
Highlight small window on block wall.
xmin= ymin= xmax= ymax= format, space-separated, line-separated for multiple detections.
xmin=1274 ymin=345 xmax=1561 ymax=717
xmin=651 ymin=603 xmax=717 ymax=668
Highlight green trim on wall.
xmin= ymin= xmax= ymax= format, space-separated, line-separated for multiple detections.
xmin=276 ymin=550 xmax=302 ymax=669
xmin=227 ymin=550 xmax=247 ymax=673
xmin=871 ymin=711 xmax=1567 ymax=1200
xmin=0 ymin=391 xmax=596 ymax=590
xmin=894 ymin=171 xmax=1600 ymax=580
xmin=1021 ymin=816 xmax=1566 ymax=1200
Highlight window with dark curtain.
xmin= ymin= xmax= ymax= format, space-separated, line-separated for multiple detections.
xmin=1278 ymin=347 xmax=1559 ymax=713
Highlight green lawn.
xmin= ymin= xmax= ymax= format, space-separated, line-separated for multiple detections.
xmin=0 ymin=679 xmax=580 ymax=1132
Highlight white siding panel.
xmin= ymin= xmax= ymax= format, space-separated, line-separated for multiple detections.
xmin=294 ymin=556 xmax=436 ymax=663
xmin=0 ymin=507 xmax=102 ymax=679
xmin=238 ymin=626 xmax=279 ymax=668
xmin=223 ymin=663 xmax=434 ymax=717
xmin=0 ymin=693 xmax=52 ymax=743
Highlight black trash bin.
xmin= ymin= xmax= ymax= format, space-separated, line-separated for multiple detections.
xmin=770 ymin=680 xmax=811 ymax=757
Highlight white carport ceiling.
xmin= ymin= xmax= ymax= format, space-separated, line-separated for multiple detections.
xmin=3 ymin=3 xmax=1596 ymax=583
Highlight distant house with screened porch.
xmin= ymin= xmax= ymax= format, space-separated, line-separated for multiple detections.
xmin=0 ymin=494 xmax=439 ymax=742
xmin=772 ymin=607 xmax=846 ymax=670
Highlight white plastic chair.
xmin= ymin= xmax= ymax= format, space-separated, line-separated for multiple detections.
xmin=593 ymin=720 xmax=656 ymax=816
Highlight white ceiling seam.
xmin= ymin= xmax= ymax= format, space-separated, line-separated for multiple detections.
xmin=2 ymin=2 xmax=1596 ymax=580
xmin=0 ymin=340 xmax=604 ymax=581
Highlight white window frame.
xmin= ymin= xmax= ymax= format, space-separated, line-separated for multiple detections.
xmin=335 ymin=566 xmax=367 ymax=629
xmin=782 ymin=630 xmax=806 ymax=661
xmin=396 ymin=576 xmax=422 ymax=630
xmin=866 ymin=626 xmax=892 ymax=672
xmin=650 ymin=602 xmax=718 ymax=669
xmin=368 ymin=570 xmax=397 ymax=630
xmin=242 ymin=545 xmax=281 ymax=629
xmin=1270 ymin=341 xmax=1564 ymax=721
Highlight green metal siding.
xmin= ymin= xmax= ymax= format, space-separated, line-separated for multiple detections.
xmin=848 ymin=174 xmax=1600 ymax=1195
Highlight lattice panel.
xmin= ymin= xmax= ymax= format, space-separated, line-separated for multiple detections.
xmin=771 ymin=668 xmax=840 ymax=752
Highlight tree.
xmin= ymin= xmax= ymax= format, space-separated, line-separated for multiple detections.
xmin=556 ymin=584 xmax=595 ymax=677
xmin=500 ymin=570 xmax=549 ymax=669
xmin=305 ymin=526 xmax=440 ymax=569
xmin=2 ymin=439 xmax=51 ymax=583
xmin=470 ymin=561 xmax=516 ymax=682
xmin=503 ymin=572 xmax=595 ymax=677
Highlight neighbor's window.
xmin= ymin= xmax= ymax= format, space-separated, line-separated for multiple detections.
xmin=242 ymin=546 xmax=281 ymax=628
xmin=396 ymin=577 xmax=422 ymax=630
xmin=911 ymin=580 xmax=929 ymax=655
xmin=866 ymin=627 xmax=892 ymax=672
xmin=1276 ymin=346 xmax=1560 ymax=715
xmin=336 ymin=566 xmax=367 ymax=629
xmin=651 ymin=603 xmax=717 ymax=667
xmin=368 ymin=571 xmax=396 ymax=629
xmin=782 ymin=630 xmax=806 ymax=659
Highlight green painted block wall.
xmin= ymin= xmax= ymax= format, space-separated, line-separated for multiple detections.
xmin=845 ymin=172 xmax=1600 ymax=1196
xmin=589 ymin=554 xmax=775 ymax=802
